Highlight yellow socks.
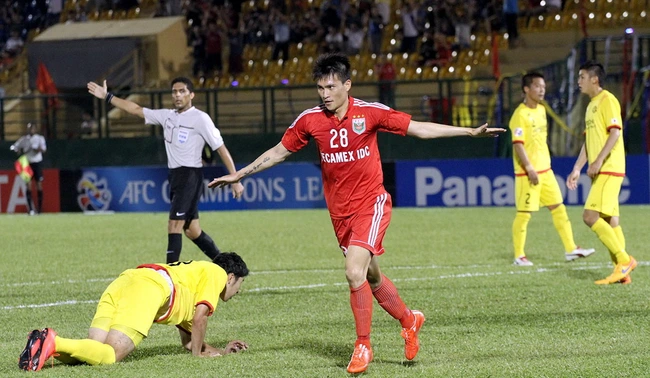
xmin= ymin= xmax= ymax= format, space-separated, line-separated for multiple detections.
xmin=590 ymin=219 xmax=630 ymax=264
xmin=550 ymin=205 xmax=577 ymax=252
xmin=512 ymin=212 xmax=531 ymax=258
xmin=612 ymin=225 xmax=626 ymax=250
xmin=54 ymin=336 xmax=116 ymax=366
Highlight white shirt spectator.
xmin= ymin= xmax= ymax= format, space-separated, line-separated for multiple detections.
xmin=274 ymin=20 xmax=290 ymax=44
xmin=344 ymin=26 xmax=365 ymax=54
xmin=401 ymin=8 xmax=418 ymax=38
xmin=143 ymin=107 xmax=224 ymax=169
xmin=5 ymin=35 xmax=24 ymax=54
xmin=325 ymin=29 xmax=344 ymax=51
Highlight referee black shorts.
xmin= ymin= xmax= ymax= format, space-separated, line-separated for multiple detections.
xmin=168 ymin=167 xmax=204 ymax=221
xmin=29 ymin=162 xmax=44 ymax=182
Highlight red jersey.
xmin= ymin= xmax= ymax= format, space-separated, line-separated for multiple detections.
xmin=281 ymin=97 xmax=411 ymax=218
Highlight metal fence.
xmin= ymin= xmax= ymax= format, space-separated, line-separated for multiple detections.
xmin=0 ymin=77 xmax=516 ymax=142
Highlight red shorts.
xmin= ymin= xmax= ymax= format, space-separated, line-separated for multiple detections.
xmin=331 ymin=193 xmax=392 ymax=256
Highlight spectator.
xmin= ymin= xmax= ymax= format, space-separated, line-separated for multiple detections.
xmin=433 ymin=32 xmax=452 ymax=66
xmin=323 ymin=25 xmax=343 ymax=53
xmin=418 ymin=30 xmax=437 ymax=66
xmin=368 ymin=5 xmax=384 ymax=54
xmin=375 ymin=0 xmax=391 ymax=25
xmin=3 ymin=29 xmax=23 ymax=58
xmin=228 ymin=27 xmax=244 ymax=75
xmin=450 ymin=5 xmax=473 ymax=50
xmin=478 ymin=0 xmax=502 ymax=35
xmin=154 ymin=0 xmax=171 ymax=17
xmin=399 ymin=2 xmax=419 ymax=53
xmin=503 ymin=0 xmax=519 ymax=48
xmin=80 ymin=112 xmax=97 ymax=137
xmin=204 ymin=21 xmax=223 ymax=76
xmin=376 ymin=54 xmax=396 ymax=108
xmin=46 ymin=0 xmax=63 ymax=26
xmin=293 ymin=8 xmax=321 ymax=44
xmin=189 ymin=25 xmax=205 ymax=77
xmin=343 ymin=4 xmax=362 ymax=28
xmin=344 ymin=23 xmax=364 ymax=55
xmin=272 ymin=13 xmax=290 ymax=61
xmin=321 ymin=1 xmax=341 ymax=30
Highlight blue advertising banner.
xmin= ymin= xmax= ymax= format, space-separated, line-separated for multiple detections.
xmin=74 ymin=163 xmax=326 ymax=212
xmin=395 ymin=156 xmax=650 ymax=207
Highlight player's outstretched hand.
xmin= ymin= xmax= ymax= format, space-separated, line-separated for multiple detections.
xmin=87 ymin=80 xmax=108 ymax=100
xmin=225 ymin=340 xmax=248 ymax=354
xmin=208 ymin=173 xmax=239 ymax=189
xmin=470 ymin=123 xmax=506 ymax=138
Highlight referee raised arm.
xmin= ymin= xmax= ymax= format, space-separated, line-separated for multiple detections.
xmin=87 ymin=77 xmax=244 ymax=263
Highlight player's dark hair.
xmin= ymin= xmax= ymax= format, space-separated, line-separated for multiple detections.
xmin=171 ymin=77 xmax=194 ymax=93
xmin=213 ymin=252 xmax=249 ymax=278
xmin=522 ymin=72 xmax=544 ymax=93
xmin=579 ymin=60 xmax=606 ymax=87
xmin=312 ymin=53 xmax=351 ymax=83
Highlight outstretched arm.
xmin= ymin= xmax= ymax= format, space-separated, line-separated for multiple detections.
xmin=87 ymin=80 xmax=144 ymax=119
xmin=215 ymin=144 xmax=244 ymax=198
xmin=208 ymin=142 xmax=292 ymax=188
xmin=406 ymin=121 xmax=505 ymax=139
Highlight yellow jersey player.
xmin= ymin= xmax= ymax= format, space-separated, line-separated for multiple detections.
xmin=19 ymin=253 xmax=249 ymax=371
xmin=566 ymin=60 xmax=636 ymax=285
xmin=510 ymin=72 xmax=595 ymax=266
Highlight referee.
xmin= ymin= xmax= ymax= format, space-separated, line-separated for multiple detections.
xmin=10 ymin=122 xmax=47 ymax=215
xmin=87 ymin=77 xmax=244 ymax=263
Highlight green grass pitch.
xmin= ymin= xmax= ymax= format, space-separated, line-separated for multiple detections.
xmin=1 ymin=206 xmax=649 ymax=377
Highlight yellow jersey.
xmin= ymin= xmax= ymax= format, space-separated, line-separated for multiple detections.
xmin=584 ymin=90 xmax=625 ymax=176
xmin=137 ymin=260 xmax=227 ymax=333
xmin=509 ymin=102 xmax=551 ymax=176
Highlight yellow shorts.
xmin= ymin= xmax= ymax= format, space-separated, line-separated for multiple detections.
xmin=584 ymin=174 xmax=623 ymax=217
xmin=90 ymin=268 xmax=171 ymax=345
xmin=515 ymin=170 xmax=563 ymax=212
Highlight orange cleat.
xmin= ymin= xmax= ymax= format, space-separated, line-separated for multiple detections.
xmin=346 ymin=343 xmax=373 ymax=374
xmin=595 ymin=256 xmax=637 ymax=285
xmin=619 ymin=275 xmax=632 ymax=285
xmin=18 ymin=328 xmax=57 ymax=371
xmin=401 ymin=310 xmax=425 ymax=360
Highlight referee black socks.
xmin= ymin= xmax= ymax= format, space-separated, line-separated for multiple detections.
xmin=192 ymin=231 xmax=221 ymax=260
xmin=166 ymin=233 xmax=182 ymax=263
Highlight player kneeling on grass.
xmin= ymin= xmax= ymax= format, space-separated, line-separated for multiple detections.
xmin=19 ymin=253 xmax=249 ymax=372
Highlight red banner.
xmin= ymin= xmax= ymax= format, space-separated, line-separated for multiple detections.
xmin=0 ymin=169 xmax=60 ymax=213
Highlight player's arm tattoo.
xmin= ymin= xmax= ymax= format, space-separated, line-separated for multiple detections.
xmin=242 ymin=157 xmax=271 ymax=177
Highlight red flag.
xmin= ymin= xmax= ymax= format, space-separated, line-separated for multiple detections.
xmin=14 ymin=155 xmax=33 ymax=182
xmin=36 ymin=62 xmax=59 ymax=108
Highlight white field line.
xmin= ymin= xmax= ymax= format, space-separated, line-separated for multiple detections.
xmin=2 ymin=261 xmax=646 ymax=311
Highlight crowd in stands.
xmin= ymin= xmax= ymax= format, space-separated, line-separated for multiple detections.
xmin=0 ymin=0 xmax=574 ymax=84
xmin=0 ymin=0 xmax=52 ymax=69
xmin=179 ymin=0 xmax=570 ymax=81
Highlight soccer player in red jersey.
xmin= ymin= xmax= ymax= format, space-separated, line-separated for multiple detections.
xmin=209 ymin=53 xmax=505 ymax=373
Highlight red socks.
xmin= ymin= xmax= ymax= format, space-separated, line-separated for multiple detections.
xmin=350 ymin=275 xmax=415 ymax=346
xmin=350 ymin=281 xmax=372 ymax=346
xmin=372 ymin=275 xmax=414 ymax=329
